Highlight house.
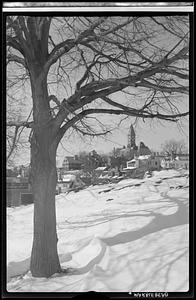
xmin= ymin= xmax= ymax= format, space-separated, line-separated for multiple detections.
xmin=57 ymin=174 xmax=85 ymax=193
xmin=137 ymin=155 xmax=151 ymax=169
xmin=161 ymin=157 xmax=172 ymax=169
xmin=62 ymin=156 xmax=83 ymax=171
xmin=126 ymin=153 xmax=165 ymax=172
xmin=123 ymin=154 xmax=151 ymax=178
xmin=6 ymin=177 xmax=33 ymax=207
xmin=6 ymin=168 xmax=18 ymax=177
xmin=123 ymin=164 xmax=137 ymax=178
xmin=57 ymin=167 xmax=64 ymax=181
xmin=94 ymin=166 xmax=108 ymax=176
xmin=126 ymin=155 xmax=151 ymax=169
xmin=126 ymin=158 xmax=139 ymax=169
xmin=148 ymin=153 xmax=164 ymax=171
xmin=175 ymin=153 xmax=189 ymax=162
xmin=173 ymin=153 xmax=189 ymax=169
xmin=161 ymin=153 xmax=189 ymax=170
xmin=6 ymin=165 xmax=30 ymax=178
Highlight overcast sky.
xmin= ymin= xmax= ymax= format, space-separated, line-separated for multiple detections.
xmin=10 ymin=113 xmax=189 ymax=167
xmin=6 ymin=15 xmax=190 ymax=167
xmin=56 ymin=115 xmax=189 ymax=163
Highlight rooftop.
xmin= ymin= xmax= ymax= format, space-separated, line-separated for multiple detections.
xmin=95 ymin=166 xmax=107 ymax=171
xmin=138 ymin=155 xmax=151 ymax=160
xmin=123 ymin=166 xmax=136 ymax=170
xmin=63 ymin=156 xmax=82 ymax=164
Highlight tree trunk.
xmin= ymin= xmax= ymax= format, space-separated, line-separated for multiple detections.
xmin=30 ymin=129 xmax=61 ymax=277
xmin=29 ymin=74 xmax=61 ymax=277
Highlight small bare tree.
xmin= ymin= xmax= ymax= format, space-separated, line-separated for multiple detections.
xmin=161 ymin=139 xmax=188 ymax=155
xmin=6 ymin=16 xmax=189 ymax=277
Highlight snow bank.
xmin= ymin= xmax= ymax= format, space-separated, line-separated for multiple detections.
xmin=62 ymin=174 xmax=76 ymax=182
xmin=7 ymin=169 xmax=189 ymax=292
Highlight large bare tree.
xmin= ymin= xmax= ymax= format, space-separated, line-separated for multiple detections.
xmin=6 ymin=15 xmax=189 ymax=277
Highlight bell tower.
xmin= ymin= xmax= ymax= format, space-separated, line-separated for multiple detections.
xmin=128 ymin=124 xmax=136 ymax=148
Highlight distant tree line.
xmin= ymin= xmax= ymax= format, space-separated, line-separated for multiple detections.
xmin=161 ymin=139 xmax=188 ymax=155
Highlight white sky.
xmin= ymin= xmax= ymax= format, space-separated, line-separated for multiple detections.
xmin=11 ymin=109 xmax=189 ymax=167
xmin=56 ymin=116 xmax=189 ymax=159
xmin=6 ymin=15 xmax=190 ymax=167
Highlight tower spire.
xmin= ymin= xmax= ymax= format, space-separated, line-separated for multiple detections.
xmin=128 ymin=124 xmax=136 ymax=148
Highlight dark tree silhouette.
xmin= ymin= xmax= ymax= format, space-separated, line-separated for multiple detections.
xmin=6 ymin=16 xmax=189 ymax=277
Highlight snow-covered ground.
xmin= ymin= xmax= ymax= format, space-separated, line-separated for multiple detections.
xmin=7 ymin=169 xmax=189 ymax=292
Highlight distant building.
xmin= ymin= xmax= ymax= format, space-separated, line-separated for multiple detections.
xmin=113 ymin=124 xmax=151 ymax=161
xmin=126 ymin=155 xmax=151 ymax=170
xmin=94 ymin=166 xmax=109 ymax=180
xmin=126 ymin=152 xmax=164 ymax=173
xmin=138 ymin=142 xmax=151 ymax=156
xmin=148 ymin=153 xmax=164 ymax=171
xmin=127 ymin=124 xmax=138 ymax=150
xmin=175 ymin=153 xmax=189 ymax=161
xmin=161 ymin=157 xmax=171 ymax=169
xmin=94 ymin=166 xmax=108 ymax=172
xmin=62 ymin=156 xmax=83 ymax=171
xmin=161 ymin=153 xmax=189 ymax=170
xmin=119 ymin=148 xmax=131 ymax=158
xmin=6 ymin=177 xmax=33 ymax=207
xmin=6 ymin=169 xmax=17 ymax=177
xmin=57 ymin=174 xmax=85 ymax=193
xmin=172 ymin=153 xmax=189 ymax=169
xmin=126 ymin=158 xmax=138 ymax=169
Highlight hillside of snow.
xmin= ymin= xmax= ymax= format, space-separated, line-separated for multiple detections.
xmin=7 ymin=169 xmax=189 ymax=292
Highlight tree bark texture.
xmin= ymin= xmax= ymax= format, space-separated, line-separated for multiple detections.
xmin=30 ymin=136 xmax=61 ymax=277
xmin=29 ymin=78 xmax=61 ymax=277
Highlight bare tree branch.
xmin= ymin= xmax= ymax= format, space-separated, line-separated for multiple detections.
xmin=43 ymin=17 xmax=108 ymax=75
xmin=6 ymin=16 xmax=189 ymax=159
xmin=57 ymin=108 xmax=189 ymax=143
xmin=7 ymin=16 xmax=31 ymax=59
xmin=6 ymin=126 xmax=19 ymax=161
xmin=7 ymin=121 xmax=34 ymax=128
xmin=72 ymin=124 xmax=111 ymax=137
xmin=7 ymin=54 xmax=27 ymax=68
xmin=6 ymin=36 xmax=25 ymax=56
xmin=137 ymin=79 xmax=189 ymax=94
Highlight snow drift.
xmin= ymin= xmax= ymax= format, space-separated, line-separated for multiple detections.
xmin=7 ymin=169 xmax=189 ymax=292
